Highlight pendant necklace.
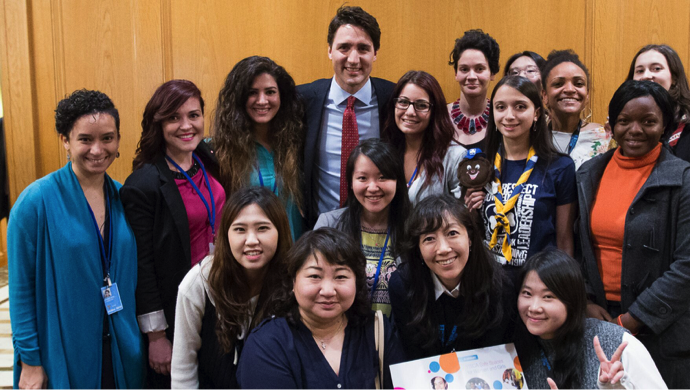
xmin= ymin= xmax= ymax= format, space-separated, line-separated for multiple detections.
xmin=314 ymin=317 xmax=345 ymax=350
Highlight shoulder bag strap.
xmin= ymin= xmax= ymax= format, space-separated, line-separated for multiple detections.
xmin=374 ymin=310 xmax=385 ymax=389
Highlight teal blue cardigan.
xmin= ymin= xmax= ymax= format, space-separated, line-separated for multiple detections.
xmin=8 ymin=163 xmax=144 ymax=388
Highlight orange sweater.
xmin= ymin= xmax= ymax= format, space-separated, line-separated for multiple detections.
xmin=590 ymin=143 xmax=661 ymax=301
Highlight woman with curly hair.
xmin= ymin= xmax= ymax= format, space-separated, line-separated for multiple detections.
xmin=9 ymin=89 xmax=144 ymax=388
xmin=237 ymin=228 xmax=404 ymax=388
xmin=213 ymin=56 xmax=305 ymax=240
xmin=171 ymin=187 xmax=291 ymax=388
xmin=121 ymin=79 xmax=225 ymax=387
xmin=447 ymin=29 xmax=500 ymax=149
xmin=382 ymin=70 xmax=465 ymax=205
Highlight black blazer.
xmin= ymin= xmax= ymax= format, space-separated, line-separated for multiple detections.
xmin=120 ymin=141 xmax=219 ymax=340
xmin=297 ymin=77 xmax=395 ymax=228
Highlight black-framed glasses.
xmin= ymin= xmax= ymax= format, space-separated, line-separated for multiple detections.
xmin=394 ymin=98 xmax=432 ymax=112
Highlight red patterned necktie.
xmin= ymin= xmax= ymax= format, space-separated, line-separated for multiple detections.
xmin=340 ymin=96 xmax=358 ymax=207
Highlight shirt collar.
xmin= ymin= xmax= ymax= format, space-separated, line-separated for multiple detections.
xmin=431 ymin=270 xmax=461 ymax=299
xmin=328 ymin=76 xmax=373 ymax=106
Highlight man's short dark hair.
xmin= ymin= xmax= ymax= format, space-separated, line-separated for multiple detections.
xmin=327 ymin=5 xmax=381 ymax=51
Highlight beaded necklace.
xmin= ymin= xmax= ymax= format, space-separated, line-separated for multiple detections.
xmin=450 ymin=98 xmax=490 ymax=135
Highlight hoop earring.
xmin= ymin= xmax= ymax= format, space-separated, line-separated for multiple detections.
xmin=580 ymin=106 xmax=593 ymax=126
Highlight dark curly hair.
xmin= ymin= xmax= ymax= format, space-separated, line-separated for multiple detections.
xmin=327 ymin=5 xmax=381 ymax=51
xmin=132 ymin=79 xmax=204 ymax=171
xmin=213 ymin=56 xmax=303 ymax=207
xmin=541 ymin=49 xmax=590 ymax=90
xmin=448 ymin=29 xmax=500 ymax=74
xmin=268 ymin=227 xmax=371 ymax=327
xmin=626 ymin=44 xmax=690 ymax=123
xmin=55 ymin=89 xmax=120 ymax=137
xmin=609 ymin=80 xmax=676 ymax=138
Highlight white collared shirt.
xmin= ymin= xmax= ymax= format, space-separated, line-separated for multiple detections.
xmin=315 ymin=77 xmax=379 ymax=214
xmin=431 ymin=270 xmax=461 ymax=299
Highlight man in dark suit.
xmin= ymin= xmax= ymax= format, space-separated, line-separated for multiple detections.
xmin=298 ymin=5 xmax=395 ymax=228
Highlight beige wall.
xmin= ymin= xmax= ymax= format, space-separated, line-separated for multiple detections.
xmin=1 ymin=0 xmax=689 ymax=204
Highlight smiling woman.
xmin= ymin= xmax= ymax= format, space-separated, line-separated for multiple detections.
xmin=389 ymin=194 xmax=516 ymax=360
xmin=120 ymin=80 xmax=225 ymax=388
xmin=314 ymin=139 xmax=410 ymax=315
xmin=576 ymin=80 xmax=690 ymax=388
xmin=213 ymin=56 xmax=305 ymax=241
xmin=237 ymin=228 xmax=404 ymax=389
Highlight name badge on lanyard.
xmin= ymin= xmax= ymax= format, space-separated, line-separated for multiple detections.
xmin=86 ymin=185 xmax=123 ymax=315
xmin=166 ymin=153 xmax=217 ymax=255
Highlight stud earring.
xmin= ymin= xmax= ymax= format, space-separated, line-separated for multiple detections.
xmin=116 ymin=152 xmax=120 ymax=158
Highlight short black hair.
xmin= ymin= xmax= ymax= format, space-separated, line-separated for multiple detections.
xmin=541 ymin=49 xmax=590 ymax=90
xmin=609 ymin=80 xmax=676 ymax=137
xmin=55 ymin=89 xmax=119 ymax=137
xmin=327 ymin=5 xmax=381 ymax=51
xmin=448 ymin=29 xmax=500 ymax=74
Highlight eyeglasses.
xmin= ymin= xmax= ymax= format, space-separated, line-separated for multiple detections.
xmin=509 ymin=66 xmax=540 ymax=79
xmin=394 ymin=98 xmax=432 ymax=112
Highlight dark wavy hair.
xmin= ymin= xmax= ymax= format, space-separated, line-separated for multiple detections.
xmin=448 ymin=29 xmax=500 ymax=74
xmin=337 ymin=139 xmax=411 ymax=257
xmin=626 ymin=44 xmax=690 ymax=123
xmin=207 ymin=187 xmax=292 ymax=353
xmin=55 ymin=89 xmax=120 ymax=137
xmin=133 ymin=79 xmax=204 ymax=171
xmin=518 ymin=249 xmax=587 ymax=389
xmin=503 ymin=51 xmax=546 ymax=77
xmin=541 ymin=49 xmax=590 ymax=91
xmin=609 ymin=80 xmax=676 ymax=139
xmin=327 ymin=5 xmax=381 ymax=51
xmin=485 ymin=76 xmax=560 ymax=175
xmin=382 ymin=71 xmax=455 ymax=196
xmin=268 ymin=228 xmax=370 ymax=327
xmin=399 ymin=194 xmax=505 ymax=353
xmin=213 ymin=56 xmax=304 ymax=207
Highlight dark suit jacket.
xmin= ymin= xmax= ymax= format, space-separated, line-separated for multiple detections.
xmin=120 ymin=141 xmax=219 ymax=340
xmin=297 ymin=77 xmax=395 ymax=228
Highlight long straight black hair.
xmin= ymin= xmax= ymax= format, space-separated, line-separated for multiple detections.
xmin=337 ymin=138 xmax=411 ymax=258
xmin=518 ymin=249 xmax=587 ymax=389
xmin=399 ymin=194 xmax=504 ymax=352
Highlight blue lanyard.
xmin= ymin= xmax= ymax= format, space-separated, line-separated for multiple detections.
xmin=86 ymin=185 xmax=113 ymax=285
xmin=439 ymin=324 xmax=459 ymax=347
xmin=166 ymin=154 xmax=216 ymax=236
xmin=566 ymin=121 xmax=582 ymax=155
xmin=407 ymin=165 xmax=419 ymax=188
xmin=256 ymin=165 xmax=278 ymax=194
xmin=364 ymin=230 xmax=390 ymax=301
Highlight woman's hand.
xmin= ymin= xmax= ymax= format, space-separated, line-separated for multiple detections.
xmin=611 ymin=312 xmax=642 ymax=335
xmin=148 ymin=330 xmax=172 ymax=375
xmin=464 ymin=187 xmax=485 ymax=210
xmin=19 ymin=362 xmax=48 ymax=389
xmin=546 ymin=377 xmax=558 ymax=389
xmin=594 ymin=335 xmax=627 ymax=385
xmin=586 ymin=301 xmax=612 ymax=321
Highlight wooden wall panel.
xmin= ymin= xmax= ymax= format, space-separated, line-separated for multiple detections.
xmin=592 ymin=0 xmax=690 ymax=123
xmin=2 ymin=0 xmax=690 ymax=202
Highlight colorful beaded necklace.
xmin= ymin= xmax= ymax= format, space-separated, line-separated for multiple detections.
xmin=450 ymin=98 xmax=490 ymax=135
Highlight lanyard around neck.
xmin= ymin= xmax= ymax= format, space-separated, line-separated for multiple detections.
xmin=256 ymin=165 xmax=278 ymax=194
xmin=362 ymin=229 xmax=390 ymax=301
xmin=166 ymin=154 xmax=216 ymax=236
xmin=86 ymin=184 xmax=113 ymax=285
xmin=407 ymin=165 xmax=420 ymax=188
xmin=566 ymin=120 xmax=583 ymax=154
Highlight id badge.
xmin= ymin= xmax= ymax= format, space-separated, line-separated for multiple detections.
xmin=209 ymin=242 xmax=215 ymax=255
xmin=101 ymin=283 xmax=124 ymax=315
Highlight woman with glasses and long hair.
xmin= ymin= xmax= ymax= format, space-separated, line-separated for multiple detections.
xmin=627 ymin=44 xmax=690 ymax=162
xmin=542 ymin=50 xmax=610 ymax=169
xmin=504 ymin=51 xmax=545 ymax=93
xmin=382 ymin=70 xmax=465 ymax=205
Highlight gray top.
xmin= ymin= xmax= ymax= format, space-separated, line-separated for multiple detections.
xmin=407 ymin=142 xmax=466 ymax=205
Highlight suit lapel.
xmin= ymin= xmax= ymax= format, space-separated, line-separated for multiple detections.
xmin=155 ymin=157 xmax=192 ymax=265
